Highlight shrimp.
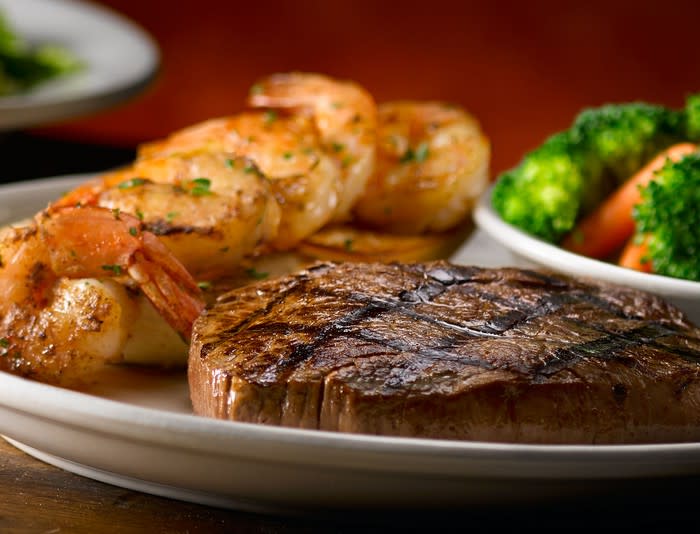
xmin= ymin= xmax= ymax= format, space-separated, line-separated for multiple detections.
xmin=0 ymin=205 xmax=204 ymax=385
xmin=352 ymin=101 xmax=490 ymax=234
xmin=248 ymin=72 xmax=378 ymax=222
xmin=138 ymin=112 xmax=341 ymax=250
xmin=52 ymin=150 xmax=281 ymax=279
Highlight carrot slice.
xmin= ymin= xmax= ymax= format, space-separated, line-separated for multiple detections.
xmin=561 ymin=143 xmax=697 ymax=258
xmin=618 ymin=234 xmax=653 ymax=273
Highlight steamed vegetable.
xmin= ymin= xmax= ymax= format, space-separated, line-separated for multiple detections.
xmin=492 ymin=94 xmax=700 ymax=243
xmin=0 ymin=10 xmax=81 ymax=96
xmin=632 ymin=153 xmax=700 ymax=281
xmin=561 ymin=143 xmax=697 ymax=258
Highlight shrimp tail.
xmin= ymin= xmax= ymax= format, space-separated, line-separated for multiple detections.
xmin=130 ymin=233 xmax=205 ymax=340
xmin=40 ymin=206 xmax=204 ymax=340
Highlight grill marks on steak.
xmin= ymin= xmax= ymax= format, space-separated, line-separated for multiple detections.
xmin=189 ymin=262 xmax=700 ymax=443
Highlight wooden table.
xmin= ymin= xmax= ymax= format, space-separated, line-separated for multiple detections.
xmin=4 ymin=435 xmax=700 ymax=533
xmin=3 ymin=137 xmax=700 ymax=532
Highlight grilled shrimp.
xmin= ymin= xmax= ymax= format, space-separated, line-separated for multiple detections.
xmin=353 ymin=101 xmax=490 ymax=233
xmin=53 ymin=151 xmax=281 ymax=279
xmin=248 ymin=72 xmax=378 ymax=222
xmin=138 ymin=113 xmax=341 ymax=249
xmin=0 ymin=206 xmax=204 ymax=385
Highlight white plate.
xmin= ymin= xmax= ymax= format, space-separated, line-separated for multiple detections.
xmin=0 ymin=0 xmax=158 ymax=130
xmin=2 ymin=175 xmax=700 ymax=512
xmin=474 ymin=185 xmax=700 ymax=324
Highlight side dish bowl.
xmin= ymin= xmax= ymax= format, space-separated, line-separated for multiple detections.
xmin=473 ymin=185 xmax=700 ymax=324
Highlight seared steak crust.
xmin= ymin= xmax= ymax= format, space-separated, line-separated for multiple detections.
xmin=189 ymin=261 xmax=700 ymax=443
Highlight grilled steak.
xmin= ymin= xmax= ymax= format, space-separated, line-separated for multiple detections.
xmin=189 ymin=261 xmax=700 ymax=444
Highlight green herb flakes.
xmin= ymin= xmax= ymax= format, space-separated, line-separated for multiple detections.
xmin=117 ymin=177 xmax=147 ymax=189
xmin=264 ymin=110 xmax=278 ymax=125
xmin=189 ymin=177 xmax=212 ymax=196
xmin=400 ymin=142 xmax=430 ymax=164
xmin=245 ymin=268 xmax=269 ymax=280
xmin=101 ymin=264 xmax=123 ymax=275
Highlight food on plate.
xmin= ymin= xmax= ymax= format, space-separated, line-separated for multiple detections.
xmin=0 ymin=71 xmax=490 ymax=383
xmin=561 ymin=143 xmax=697 ymax=259
xmin=559 ymin=145 xmax=700 ymax=280
xmin=492 ymin=94 xmax=700 ymax=243
xmin=631 ymin=152 xmax=700 ymax=280
xmin=297 ymin=223 xmax=472 ymax=263
xmin=352 ymin=101 xmax=490 ymax=233
xmin=248 ymin=72 xmax=378 ymax=222
xmin=140 ymin=72 xmax=378 ymax=243
xmin=0 ymin=206 xmax=203 ymax=385
xmin=189 ymin=261 xmax=700 ymax=444
xmin=0 ymin=10 xmax=82 ymax=96
xmin=52 ymin=151 xmax=281 ymax=279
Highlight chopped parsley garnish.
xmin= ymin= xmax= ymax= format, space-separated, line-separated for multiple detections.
xmin=101 ymin=264 xmax=123 ymax=275
xmin=112 ymin=208 xmax=121 ymax=219
xmin=249 ymin=83 xmax=263 ymax=95
xmin=128 ymin=227 xmax=138 ymax=236
xmin=341 ymin=155 xmax=354 ymax=168
xmin=343 ymin=238 xmax=353 ymax=251
xmin=0 ymin=338 xmax=9 ymax=348
xmin=244 ymin=163 xmax=259 ymax=175
xmin=264 ymin=110 xmax=278 ymax=125
xmin=332 ymin=142 xmax=345 ymax=153
xmin=283 ymin=151 xmax=293 ymax=159
xmin=400 ymin=142 xmax=430 ymax=164
xmin=166 ymin=211 xmax=179 ymax=222
xmin=197 ymin=281 xmax=212 ymax=291
xmin=117 ymin=177 xmax=147 ymax=189
xmin=224 ymin=158 xmax=234 ymax=169
xmin=245 ymin=268 xmax=269 ymax=280
xmin=189 ymin=177 xmax=212 ymax=196
xmin=135 ymin=209 xmax=145 ymax=221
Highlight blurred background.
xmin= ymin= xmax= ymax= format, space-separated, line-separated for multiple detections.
xmin=11 ymin=0 xmax=700 ymax=178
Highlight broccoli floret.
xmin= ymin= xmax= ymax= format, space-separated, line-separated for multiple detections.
xmin=570 ymin=103 xmax=685 ymax=183
xmin=632 ymin=152 xmax=700 ymax=281
xmin=685 ymin=93 xmax=700 ymax=141
xmin=492 ymin=132 xmax=603 ymax=243
xmin=493 ymin=96 xmax=698 ymax=243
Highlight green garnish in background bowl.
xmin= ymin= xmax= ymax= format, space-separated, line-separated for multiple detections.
xmin=0 ymin=9 xmax=82 ymax=96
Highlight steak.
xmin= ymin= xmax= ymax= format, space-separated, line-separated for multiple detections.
xmin=189 ymin=261 xmax=700 ymax=444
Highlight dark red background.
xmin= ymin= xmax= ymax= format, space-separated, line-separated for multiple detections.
xmin=37 ymin=0 xmax=700 ymax=176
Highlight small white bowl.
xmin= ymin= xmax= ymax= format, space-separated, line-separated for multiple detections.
xmin=473 ymin=186 xmax=700 ymax=325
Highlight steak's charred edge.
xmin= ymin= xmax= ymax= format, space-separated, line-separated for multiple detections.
xmin=198 ymin=269 xmax=327 ymax=363
xmin=189 ymin=262 xmax=700 ymax=442
xmin=212 ymin=263 xmax=700 ymax=385
xmin=534 ymin=323 xmax=700 ymax=377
